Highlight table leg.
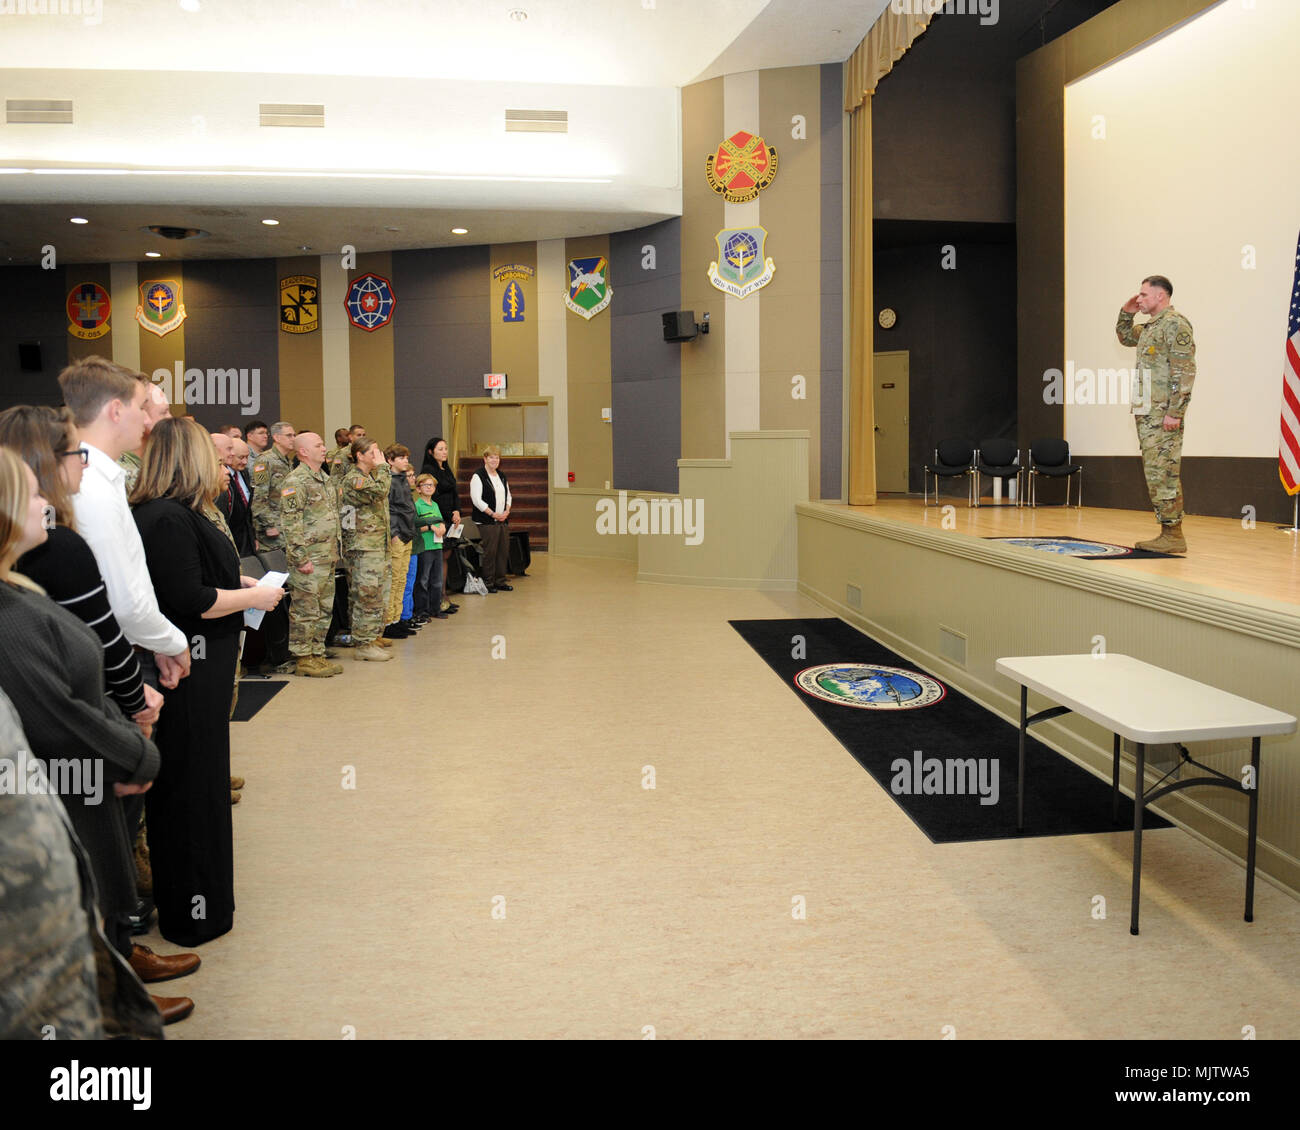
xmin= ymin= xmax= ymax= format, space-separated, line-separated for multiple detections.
xmin=1245 ymin=736 xmax=1260 ymax=923
xmin=1017 ymin=684 xmax=1027 ymax=833
xmin=1131 ymin=742 xmax=1145 ymax=936
xmin=1112 ymin=733 xmax=1121 ymax=825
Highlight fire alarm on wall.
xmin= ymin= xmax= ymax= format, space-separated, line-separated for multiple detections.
xmin=567 ymin=471 xmax=575 ymax=483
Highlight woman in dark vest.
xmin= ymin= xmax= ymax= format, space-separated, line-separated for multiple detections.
xmin=422 ymin=436 xmax=460 ymax=611
xmin=469 ymin=445 xmax=512 ymax=593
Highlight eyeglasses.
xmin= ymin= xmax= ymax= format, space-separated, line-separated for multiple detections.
xmin=61 ymin=447 xmax=89 ymax=466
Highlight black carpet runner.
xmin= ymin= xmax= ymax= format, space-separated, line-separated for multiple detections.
xmin=730 ymin=617 xmax=1171 ymax=843
xmin=231 ymin=679 xmax=288 ymax=723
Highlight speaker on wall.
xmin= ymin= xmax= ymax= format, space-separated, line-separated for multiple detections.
xmin=18 ymin=342 xmax=42 ymax=372
xmin=661 ymin=311 xmax=697 ymax=342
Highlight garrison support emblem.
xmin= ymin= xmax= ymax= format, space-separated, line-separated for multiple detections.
xmin=705 ymin=130 xmax=778 ymax=203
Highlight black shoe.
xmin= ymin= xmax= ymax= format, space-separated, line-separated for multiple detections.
xmin=382 ymin=623 xmax=410 ymax=640
xmin=432 ymin=612 xmax=449 ymax=619
xmin=495 ymin=583 xmax=514 ymax=592
xmin=412 ymin=615 xmax=429 ymax=625
xmin=129 ymin=898 xmax=156 ymax=935
xmin=400 ymin=619 xmax=420 ymax=632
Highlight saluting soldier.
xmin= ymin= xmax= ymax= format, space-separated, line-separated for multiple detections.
xmin=250 ymin=421 xmax=297 ymax=550
xmin=341 ymin=438 xmax=394 ymax=662
xmin=1116 ymin=275 xmax=1195 ymax=554
xmin=325 ymin=427 xmax=352 ymax=484
xmin=279 ymin=432 xmax=342 ymax=677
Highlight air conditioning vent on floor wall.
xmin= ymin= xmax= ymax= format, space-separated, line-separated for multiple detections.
xmin=505 ymin=109 xmax=567 ymax=133
xmin=938 ymin=625 xmax=967 ymax=668
xmin=7 ymin=99 xmax=73 ymax=124
xmin=259 ymin=103 xmax=325 ymax=127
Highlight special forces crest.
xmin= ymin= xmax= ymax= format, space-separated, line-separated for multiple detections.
xmin=280 ymin=275 xmax=319 ymax=334
xmin=708 ymin=226 xmax=776 ymax=300
xmin=705 ymin=130 xmax=778 ymax=203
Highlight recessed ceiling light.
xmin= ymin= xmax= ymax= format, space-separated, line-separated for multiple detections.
xmin=70 ymin=216 xmax=88 ymax=224
xmin=451 ymin=227 xmax=468 ymax=235
xmin=145 ymin=251 xmax=162 ymax=258
xmin=508 ymin=8 xmax=528 ymax=22
xmin=385 ymin=226 xmax=400 ymax=232
xmin=178 ymin=0 xmax=201 ymax=11
xmin=298 ymin=245 xmax=312 ymax=252
xmin=261 ymin=218 xmax=279 ymax=226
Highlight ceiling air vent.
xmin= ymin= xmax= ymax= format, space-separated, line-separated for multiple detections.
xmin=259 ymin=103 xmax=325 ymax=128
xmin=7 ymin=99 xmax=73 ymax=124
xmin=505 ymin=109 xmax=567 ymax=134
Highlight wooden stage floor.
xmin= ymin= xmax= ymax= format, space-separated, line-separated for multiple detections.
xmin=846 ymin=497 xmax=1300 ymax=607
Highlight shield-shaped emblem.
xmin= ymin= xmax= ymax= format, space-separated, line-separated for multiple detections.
xmin=502 ymin=280 xmax=525 ymax=323
xmin=565 ymin=257 xmax=611 ymax=320
xmin=707 ymin=226 xmax=776 ymax=300
xmin=280 ymin=275 xmax=319 ymax=334
xmin=345 ymin=272 xmax=396 ymax=332
xmin=67 ymin=282 xmax=111 ymax=340
xmin=136 ymin=280 xmax=187 ymax=337
xmin=705 ymin=130 xmax=778 ymax=203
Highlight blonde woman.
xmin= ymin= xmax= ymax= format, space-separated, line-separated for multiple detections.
xmin=131 ymin=418 xmax=282 ymax=946
xmin=0 ymin=448 xmax=167 ymax=1034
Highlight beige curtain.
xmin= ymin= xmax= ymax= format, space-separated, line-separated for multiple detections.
xmin=843 ymin=6 xmax=934 ymax=505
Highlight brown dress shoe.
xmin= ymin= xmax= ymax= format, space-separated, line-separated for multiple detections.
xmin=151 ymin=994 xmax=195 ymax=1024
xmin=130 ymin=944 xmax=201 ymax=983
xmin=230 ymin=790 xmax=241 ymax=805
xmin=230 ymin=775 xmax=245 ymax=790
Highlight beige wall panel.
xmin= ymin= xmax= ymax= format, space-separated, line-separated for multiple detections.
xmin=136 ymin=264 xmax=184 ymax=412
xmin=489 ymin=242 xmax=539 ymax=398
xmin=563 ymin=234 xmax=612 ymax=489
xmin=796 ymin=505 xmax=1300 ymax=898
xmin=276 ymin=254 xmax=325 ymax=436
xmin=637 ymin=431 xmax=808 ymax=589
xmin=760 ymin=64 xmax=821 ymax=498
xmin=680 ymin=77 xmax=726 ymax=460
xmin=550 ymin=487 xmax=642 ymax=561
xmin=65 ymin=263 xmax=114 ymax=363
xmin=536 ymin=238 xmax=570 ymax=488
xmin=108 ymin=261 xmax=140 ymax=372
xmin=346 ymin=251 xmax=395 ymax=444
xmin=319 ymin=251 xmax=352 ymax=437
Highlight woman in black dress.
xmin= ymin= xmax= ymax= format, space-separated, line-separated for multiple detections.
xmin=422 ymin=436 xmax=461 ymax=610
xmin=131 ymin=418 xmax=282 ymax=946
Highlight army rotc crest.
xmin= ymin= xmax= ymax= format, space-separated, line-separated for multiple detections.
xmin=565 ymin=257 xmax=611 ymax=320
xmin=705 ymin=130 xmax=778 ymax=203
xmin=66 ymin=282 xmax=111 ymax=340
xmin=136 ymin=280 xmax=187 ymax=337
xmin=280 ymin=275 xmax=319 ymax=334
xmin=708 ymin=226 xmax=776 ymax=300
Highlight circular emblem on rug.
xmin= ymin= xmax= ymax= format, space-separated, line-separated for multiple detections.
xmin=794 ymin=664 xmax=946 ymax=710
xmin=1000 ymin=537 xmax=1128 ymax=557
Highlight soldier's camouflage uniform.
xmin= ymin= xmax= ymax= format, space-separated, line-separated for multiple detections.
xmin=118 ymin=450 xmax=142 ymax=496
xmin=279 ymin=462 xmax=341 ymax=660
xmin=250 ymin=444 xmax=295 ymax=550
xmin=0 ymin=691 xmax=162 ymax=1040
xmin=1116 ymin=305 xmax=1196 ymax=525
xmin=341 ymin=464 xmax=392 ymax=646
xmin=326 ymin=445 xmax=353 ymax=485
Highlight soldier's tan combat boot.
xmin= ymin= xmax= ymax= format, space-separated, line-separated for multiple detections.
xmin=374 ymin=637 xmax=394 ymax=649
xmin=1135 ymin=521 xmax=1186 ymax=555
xmin=354 ymin=644 xmax=392 ymax=662
xmin=317 ymin=655 xmax=345 ymax=674
xmin=294 ymin=656 xmax=334 ymax=677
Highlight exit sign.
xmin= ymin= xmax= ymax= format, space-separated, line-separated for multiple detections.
xmin=484 ymin=373 xmax=507 ymax=390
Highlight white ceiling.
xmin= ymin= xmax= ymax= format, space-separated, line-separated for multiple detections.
xmin=0 ymin=0 xmax=890 ymax=263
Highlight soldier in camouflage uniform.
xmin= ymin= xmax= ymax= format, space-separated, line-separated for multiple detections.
xmin=0 ymin=689 xmax=162 ymax=1040
xmin=250 ymin=420 xmax=297 ymax=551
xmin=341 ymin=439 xmax=394 ymax=662
xmin=1116 ymin=274 xmax=1195 ymax=554
xmin=118 ymin=382 xmax=171 ymax=494
xmin=279 ymin=432 xmax=343 ymax=677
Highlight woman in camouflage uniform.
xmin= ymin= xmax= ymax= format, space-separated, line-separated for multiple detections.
xmin=341 ymin=439 xmax=393 ymax=662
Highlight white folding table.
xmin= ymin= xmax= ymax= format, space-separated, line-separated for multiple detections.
xmin=995 ymin=654 xmax=1296 ymax=934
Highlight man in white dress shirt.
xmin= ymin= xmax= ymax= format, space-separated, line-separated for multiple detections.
xmin=58 ymin=357 xmax=191 ymax=691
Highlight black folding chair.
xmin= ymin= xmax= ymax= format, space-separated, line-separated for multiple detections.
xmin=975 ymin=438 xmax=1022 ymax=508
xmin=1026 ymin=437 xmax=1083 ymax=507
xmin=923 ymin=438 xmax=976 ymax=507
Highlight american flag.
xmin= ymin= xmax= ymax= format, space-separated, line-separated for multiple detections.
xmin=1281 ymin=230 xmax=1300 ymax=495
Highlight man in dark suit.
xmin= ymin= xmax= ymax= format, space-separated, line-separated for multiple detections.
xmin=213 ymin=433 xmax=255 ymax=556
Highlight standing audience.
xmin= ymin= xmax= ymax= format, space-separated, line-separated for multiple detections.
xmin=471 ymin=445 xmax=513 ymax=593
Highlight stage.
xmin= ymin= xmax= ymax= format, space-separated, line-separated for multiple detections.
xmin=795 ymin=497 xmax=1300 ymax=898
